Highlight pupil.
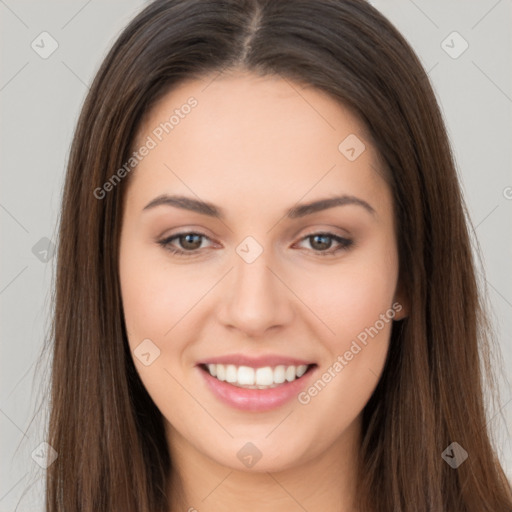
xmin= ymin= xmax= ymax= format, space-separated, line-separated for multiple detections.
xmin=183 ymin=234 xmax=200 ymax=249
xmin=312 ymin=234 xmax=331 ymax=250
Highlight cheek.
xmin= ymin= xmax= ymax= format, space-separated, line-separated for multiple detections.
xmin=119 ymin=241 xmax=197 ymax=408
xmin=121 ymin=230 xmax=399 ymax=348
xmin=119 ymin=240 xmax=218 ymax=378
xmin=304 ymin=251 xmax=398 ymax=347
xmin=295 ymin=244 xmax=398 ymax=420
xmin=119 ymin=237 xmax=176 ymax=346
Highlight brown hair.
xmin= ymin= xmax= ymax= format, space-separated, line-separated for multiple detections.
xmin=41 ymin=0 xmax=512 ymax=510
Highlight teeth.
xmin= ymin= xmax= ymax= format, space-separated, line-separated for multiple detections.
xmin=225 ymin=364 xmax=237 ymax=383
xmin=216 ymin=364 xmax=226 ymax=381
xmin=296 ymin=365 xmax=308 ymax=377
xmin=204 ymin=363 xmax=310 ymax=388
xmin=285 ymin=365 xmax=295 ymax=382
xmin=255 ymin=367 xmax=273 ymax=386
xmin=238 ymin=366 xmax=255 ymax=385
xmin=274 ymin=365 xmax=286 ymax=384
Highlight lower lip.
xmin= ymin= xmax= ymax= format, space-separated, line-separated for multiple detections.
xmin=198 ymin=365 xmax=316 ymax=412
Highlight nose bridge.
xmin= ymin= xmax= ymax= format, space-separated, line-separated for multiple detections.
xmin=219 ymin=236 xmax=293 ymax=336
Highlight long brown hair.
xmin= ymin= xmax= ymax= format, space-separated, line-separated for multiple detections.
xmin=41 ymin=0 xmax=512 ymax=510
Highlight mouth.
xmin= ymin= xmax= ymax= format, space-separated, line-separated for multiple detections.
xmin=199 ymin=362 xmax=316 ymax=389
xmin=197 ymin=358 xmax=318 ymax=411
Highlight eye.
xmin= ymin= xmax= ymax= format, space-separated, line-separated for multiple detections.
xmin=158 ymin=231 xmax=212 ymax=256
xmin=157 ymin=231 xmax=354 ymax=257
xmin=294 ymin=232 xmax=354 ymax=256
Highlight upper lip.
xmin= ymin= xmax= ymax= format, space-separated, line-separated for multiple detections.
xmin=197 ymin=354 xmax=315 ymax=368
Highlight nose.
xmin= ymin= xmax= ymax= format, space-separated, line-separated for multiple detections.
xmin=217 ymin=247 xmax=294 ymax=338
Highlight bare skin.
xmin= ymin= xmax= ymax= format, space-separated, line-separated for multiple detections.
xmin=119 ymin=70 xmax=407 ymax=512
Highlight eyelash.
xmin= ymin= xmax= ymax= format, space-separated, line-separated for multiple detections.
xmin=157 ymin=231 xmax=354 ymax=257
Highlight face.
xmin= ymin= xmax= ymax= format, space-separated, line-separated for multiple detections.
xmin=119 ymin=70 xmax=406 ymax=473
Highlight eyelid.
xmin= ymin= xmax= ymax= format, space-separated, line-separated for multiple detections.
xmin=293 ymin=232 xmax=353 ymax=256
xmin=157 ymin=229 xmax=353 ymax=257
xmin=157 ymin=230 xmax=215 ymax=254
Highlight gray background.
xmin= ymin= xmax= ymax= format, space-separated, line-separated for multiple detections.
xmin=1 ymin=0 xmax=511 ymax=510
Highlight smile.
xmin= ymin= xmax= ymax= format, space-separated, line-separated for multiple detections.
xmin=202 ymin=363 xmax=312 ymax=389
xmin=197 ymin=358 xmax=318 ymax=411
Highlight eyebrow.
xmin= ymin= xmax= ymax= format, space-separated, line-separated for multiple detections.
xmin=142 ymin=193 xmax=376 ymax=219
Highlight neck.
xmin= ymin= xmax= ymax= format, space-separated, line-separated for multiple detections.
xmin=166 ymin=417 xmax=362 ymax=512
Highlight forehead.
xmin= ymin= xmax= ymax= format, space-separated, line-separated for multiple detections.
xmin=126 ymin=71 xmax=389 ymax=217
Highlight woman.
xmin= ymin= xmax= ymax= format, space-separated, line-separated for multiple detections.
xmin=43 ymin=0 xmax=512 ymax=510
